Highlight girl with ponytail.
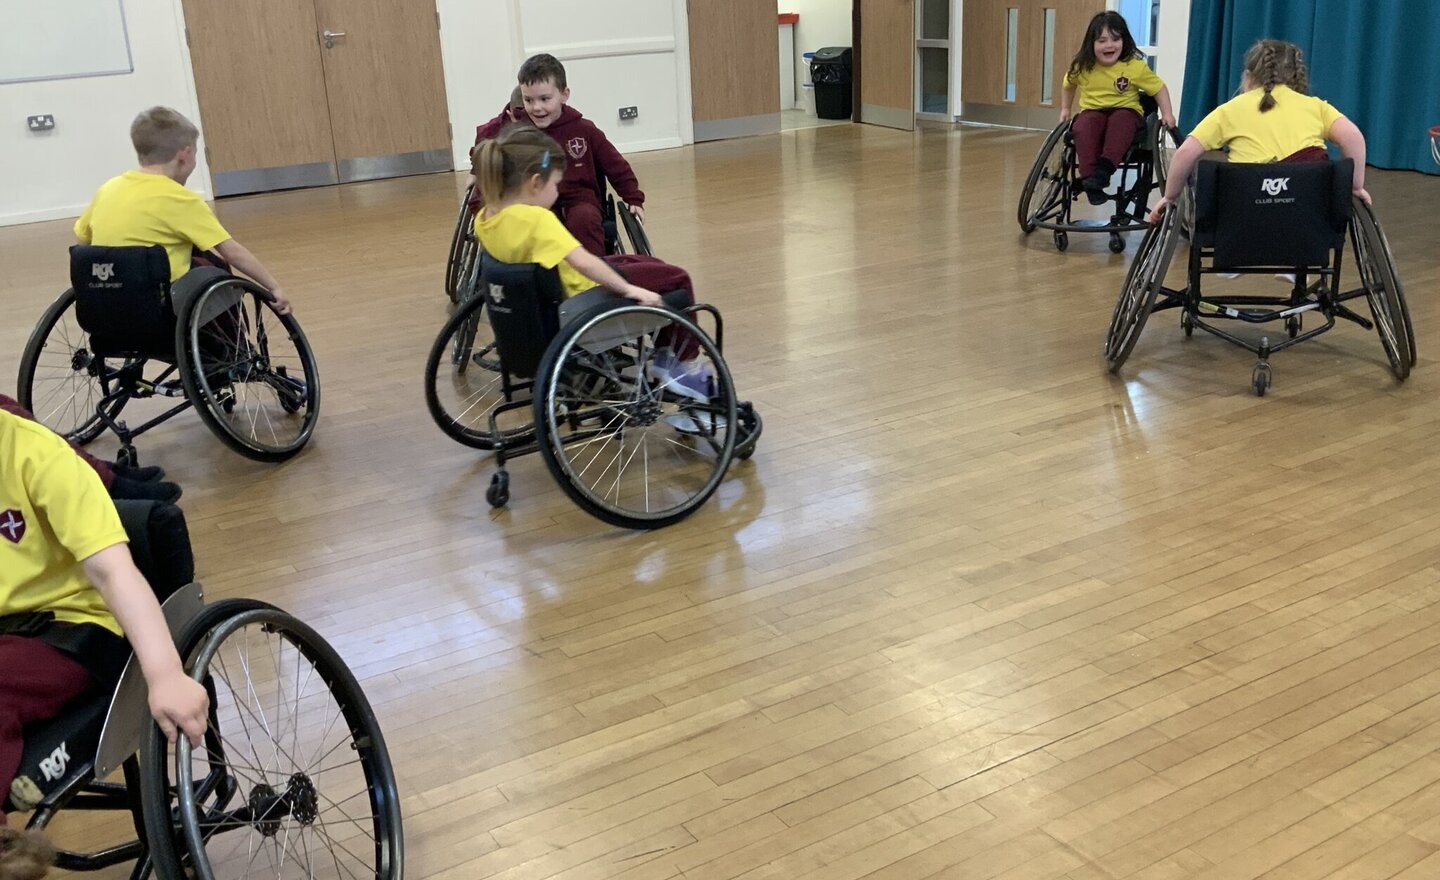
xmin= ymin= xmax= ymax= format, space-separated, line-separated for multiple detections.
xmin=1150 ymin=38 xmax=1370 ymax=222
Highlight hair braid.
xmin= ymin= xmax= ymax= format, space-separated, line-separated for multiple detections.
xmin=1244 ymin=39 xmax=1309 ymax=113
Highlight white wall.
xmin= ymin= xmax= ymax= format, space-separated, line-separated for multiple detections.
xmin=0 ymin=0 xmax=210 ymax=226
xmin=782 ymin=0 xmax=852 ymax=104
xmin=1154 ymin=0 xmax=1191 ymax=121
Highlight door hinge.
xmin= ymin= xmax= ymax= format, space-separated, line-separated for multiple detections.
xmin=435 ymin=11 xmax=441 ymax=29
xmin=448 ymin=122 xmax=453 ymax=138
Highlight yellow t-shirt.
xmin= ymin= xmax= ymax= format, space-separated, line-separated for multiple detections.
xmin=1190 ymin=84 xmax=1344 ymax=164
xmin=474 ymin=204 xmax=593 ymax=298
xmin=74 ymin=170 xmax=231 ymax=282
xmin=0 ymin=411 xmax=125 ymax=635
xmin=1065 ymin=57 xmax=1164 ymax=113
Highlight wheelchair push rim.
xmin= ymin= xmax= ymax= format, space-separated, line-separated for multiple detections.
xmin=444 ymin=184 xmax=477 ymax=302
xmin=1349 ymin=198 xmax=1414 ymax=378
xmin=424 ymin=289 xmax=537 ymax=450
xmin=16 ymin=287 xmax=131 ymax=445
xmin=154 ymin=604 xmax=402 ymax=880
xmin=1105 ymin=201 xmax=1181 ymax=372
xmin=534 ymin=304 xmax=739 ymax=529
xmin=177 ymin=279 xmax=321 ymax=461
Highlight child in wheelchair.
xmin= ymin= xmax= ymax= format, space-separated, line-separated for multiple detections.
xmin=473 ymin=125 xmax=712 ymax=400
xmin=471 ymin=54 xmax=647 ymax=256
xmin=1060 ymin=11 xmax=1175 ymax=204
xmin=1150 ymin=38 xmax=1370 ymax=223
xmin=1 ymin=410 xmax=207 ymax=880
xmin=74 ymin=107 xmax=293 ymax=316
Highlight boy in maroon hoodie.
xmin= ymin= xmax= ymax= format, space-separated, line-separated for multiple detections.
xmin=472 ymin=54 xmax=645 ymax=256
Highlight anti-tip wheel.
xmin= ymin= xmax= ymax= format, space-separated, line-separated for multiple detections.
xmin=1054 ymin=231 xmax=1070 ymax=252
xmin=486 ymin=471 xmax=510 ymax=508
xmin=1108 ymin=233 xmax=1125 ymax=254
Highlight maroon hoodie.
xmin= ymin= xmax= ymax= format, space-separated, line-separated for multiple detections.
xmin=474 ymin=104 xmax=644 ymax=209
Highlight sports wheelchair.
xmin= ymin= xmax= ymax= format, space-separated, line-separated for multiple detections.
xmin=424 ymin=254 xmax=762 ymax=529
xmin=1104 ymin=158 xmax=1415 ymax=396
xmin=444 ymin=177 xmax=652 ymax=302
xmin=1018 ymin=96 xmax=1181 ymax=253
xmin=16 ymin=246 xmax=319 ymax=465
xmin=6 ymin=499 xmax=401 ymax=880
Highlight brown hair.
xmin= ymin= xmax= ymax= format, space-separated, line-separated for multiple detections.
xmin=518 ymin=53 xmax=567 ymax=91
xmin=472 ymin=124 xmax=565 ymax=208
xmin=1243 ymin=39 xmax=1309 ymax=112
xmin=130 ymin=106 xmax=199 ymax=165
xmin=0 ymin=826 xmax=54 ymax=880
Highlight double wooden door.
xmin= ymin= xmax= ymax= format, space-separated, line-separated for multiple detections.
xmin=857 ymin=0 xmax=916 ymax=131
xmin=182 ymin=0 xmax=452 ymax=196
xmin=961 ymin=0 xmax=1104 ymax=129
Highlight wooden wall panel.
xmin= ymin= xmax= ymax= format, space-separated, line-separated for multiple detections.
xmin=858 ymin=0 xmax=915 ymax=127
xmin=688 ymin=0 xmax=781 ymax=123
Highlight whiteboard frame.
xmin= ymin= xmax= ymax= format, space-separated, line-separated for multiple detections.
xmin=0 ymin=0 xmax=136 ymax=85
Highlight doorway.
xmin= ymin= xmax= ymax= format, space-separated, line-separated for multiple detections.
xmin=778 ymin=1 xmax=854 ymax=132
xmin=855 ymin=0 xmax=916 ymax=130
xmin=181 ymin=0 xmax=452 ymax=197
xmin=960 ymin=0 xmax=1105 ymax=129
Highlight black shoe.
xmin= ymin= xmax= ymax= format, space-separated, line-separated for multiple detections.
xmin=114 ymin=463 xmax=166 ymax=482
xmin=110 ymin=476 xmax=183 ymax=503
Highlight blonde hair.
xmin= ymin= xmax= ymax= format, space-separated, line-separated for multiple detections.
xmin=1243 ymin=39 xmax=1309 ymax=112
xmin=130 ymin=106 xmax=199 ymax=165
xmin=471 ymin=124 xmax=565 ymax=207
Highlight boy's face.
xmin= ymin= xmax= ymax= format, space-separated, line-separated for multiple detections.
xmin=520 ymin=78 xmax=569 ymax=129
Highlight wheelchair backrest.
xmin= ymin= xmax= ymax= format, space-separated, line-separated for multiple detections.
xmin=69 ymin=244 xmax=173 ymax=357
xmin=479 ymin=254 xmax=565 ymax=379
xmin=114 ymin=499 xmax=195 ymax=603
xmin=1193 ymin=159 xmax=1352 ymax=269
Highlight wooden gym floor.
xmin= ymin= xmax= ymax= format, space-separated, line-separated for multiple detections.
xmin=5 ymin=122 xmax=1440 ymax=879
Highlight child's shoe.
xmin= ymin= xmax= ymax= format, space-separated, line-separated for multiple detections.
xmin=0 ymin=827 xmax=54 ymax=880
xmin=650 ymin=351 xmax=713 ymax=402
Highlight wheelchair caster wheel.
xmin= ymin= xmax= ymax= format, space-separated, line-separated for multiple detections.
xmin=116 ymin=445 xmax=138 ymax=468
xmin=1286 ymin=315 xmax=1301 ymax=339
xmin=486 ymin=471 xmax=510 ymax=508
xmin=1181 ymin=312 xmax=1194 ymax=337
xmin=1252 ymin=363 xmax=1272 ymax=397
xmin=735 ymin=403 xmax=763 ymax=462
xmin=1108 ymin=233 xmax=1125 ymax=254
xmin=1054 ymin=231 xmax=1069 ymax=252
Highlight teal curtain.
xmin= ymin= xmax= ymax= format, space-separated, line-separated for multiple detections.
xmin=1181 ymin=0 xmax=1440 ymax=174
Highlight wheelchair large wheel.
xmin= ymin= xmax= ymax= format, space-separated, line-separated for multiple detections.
xmin=444 ymin=186 xmax=478 ymax=303
xmin=424 ymin=287 xmax=535 ymax=450
xmin=1105 ymin=201 xmax=1182 ymax=372
xmin=1350 ymin=199 xmax=1414 ymax=377
xmin=16 ymin=288 xmax=131 ymax=445
xmin=1018 ymin=123 xmax=1070 ymax=234
xmin=534 ymin=305 xmax=738 ymax=529
xmin=142 ymin=600 xmax=403 ymax=880
xmin=176 ymin=279 xmax=321 ymax=461
xmin=616 ymin=204 xmax=654 ymax=256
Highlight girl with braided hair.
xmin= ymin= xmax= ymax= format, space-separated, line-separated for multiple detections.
xmin=1151 ymin=38 xmax=1370 ymax=222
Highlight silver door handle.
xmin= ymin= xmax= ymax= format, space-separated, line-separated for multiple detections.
xmin=322 ymin=30 xmax=346 ymax=48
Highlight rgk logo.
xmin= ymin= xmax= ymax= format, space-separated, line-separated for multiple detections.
xmin=39 ymin=742 xmax=70 ymax=782
xmin=488 ymin=283 xmax=506 ymax=304
xmin=91 ymin=262 xmax=115 ymax=282
xmin=1260 ymin=177 xmax=1290 ymax=196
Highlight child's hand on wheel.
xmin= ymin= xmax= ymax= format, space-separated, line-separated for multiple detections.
xmin=1353 ymin=186 xmax=1372 ymax=206
xmin=1147 ymin=196 xmax=1172 ymax=225
xmin=1059 ymin=108 xmax=1072 ymax=124
xmin=628 ymin=204 xmax=646 ymax=223
xmin=267 ymin=288 xmax=293 ymax=316
xmin=1161 ymin=113 xmax=1176 ymax=130
xmin=624 ymin=285 xmax=663 ymax=307
xmin=148 ymin=669 xmax=209 ymax=747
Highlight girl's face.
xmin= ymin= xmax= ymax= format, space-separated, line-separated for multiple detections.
xmin=1094 ymin=28 xmax=1124 ymax=65
xmin=522 ymin=169 xmax=563 ymax=209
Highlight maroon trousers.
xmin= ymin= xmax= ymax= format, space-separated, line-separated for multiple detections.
xmin=1072 ymin=108 xmax=1145 ymax=177
xmin=603 ymin=255 xmax=700 ymax=360
xmin=562 ymin=199 xmax=607 ymax=257
xmin=0 ymin=636 xmax=92 ymax=810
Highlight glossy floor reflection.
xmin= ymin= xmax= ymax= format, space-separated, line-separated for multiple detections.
xmin=4 ymin=122 xmax=1440 ymax=879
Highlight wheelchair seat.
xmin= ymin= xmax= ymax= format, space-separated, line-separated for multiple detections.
xmin=1193 ymin=159 xmax=1351 ymax=268
xmin=70 ymin=244 xmax=174 ymax=360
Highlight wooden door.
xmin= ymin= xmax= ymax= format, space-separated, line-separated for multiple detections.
xmin=687 ymin=0 xmax=781 ymax=142
xmin=313 ymin=0 xmax=453 ymax=182
xmin=857 ymin=0 xmax=915 ymax=131
xmin=960 ymin=0 xmax=1103 ymax=129
xmin=180 ymin=0 xmax=339 ymax=196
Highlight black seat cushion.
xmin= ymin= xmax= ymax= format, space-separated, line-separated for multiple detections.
xmin=1194 ymin=159 xmax=1352 ymax=269
xmin=69 ymin=244 xmax=174 ymax=359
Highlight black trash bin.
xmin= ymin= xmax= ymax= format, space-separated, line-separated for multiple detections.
xmin=810 ymin=46 xmax=853 ymax=120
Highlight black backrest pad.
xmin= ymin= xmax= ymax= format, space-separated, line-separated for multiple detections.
xmin=479 ymin=254 xmax=565 ymax=379
xmin=1194 ymin=159 xmax=1352 ymax=268
xmin=114 ymin=499 xmax=195 ymax=603
xmin=69 ymin=244 xmax=173 ymax=356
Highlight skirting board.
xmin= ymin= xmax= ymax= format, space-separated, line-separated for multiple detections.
xmin=693 ymin=113 xmax=781 ymax=143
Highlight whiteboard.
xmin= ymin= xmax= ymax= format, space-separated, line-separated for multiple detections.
xmin=0 ymin=0 xmax=134 ymax=84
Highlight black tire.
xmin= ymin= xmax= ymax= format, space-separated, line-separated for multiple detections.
xmin=175 ymin=278 xmax=321 ymax=461
xmin=16 ymin=288 xmax=130 ymax=445
xmin=1105 ymin=201 xmax=1182 ymax=372
xmin=423 ymin=289 xmax=535 ymax=450
xmin=534 ymin=305 xmax=738 ymax=529
xmin=1350 ymin=199 xmax=1414 ymax=377
xmin=1019 ymin=123 xmax=1070 ymax=234
xmin=1108 ymin=233 xmax=1126 ymax=254
xmin=444 ymin=185 xmax=477 ymax=302
xmin=143 ymin=601 xmax=403 ymax=880
xmin=735 ymin=403 xmax=762 ymax=461
xmin=1054 ymin=231 xmax=1069 ymax=252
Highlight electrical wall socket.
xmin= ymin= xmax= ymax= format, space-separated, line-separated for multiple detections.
xmin=618 ymin=106 xmax=638 ymax=121
xmin=27 ymin=114 xmax=56 ymax=131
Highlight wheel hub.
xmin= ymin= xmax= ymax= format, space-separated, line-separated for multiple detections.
xmin=286 ymin=773 xmax=319 ymax=826
xmin=247 ymin=783 xmax=284 ymax=837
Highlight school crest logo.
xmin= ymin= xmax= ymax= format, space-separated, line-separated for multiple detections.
xmin=1114 ymin=76 xmax=1131 ymax=94
xmin=0 ymin=509 xmax=25 ymax=544
xmin=566 ymin=137 xmax=588 ymax=160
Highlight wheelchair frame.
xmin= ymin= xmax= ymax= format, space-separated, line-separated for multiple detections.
xmin=16 ymin=265 xmax=320 ymax=466
xmin=1018 ymin=103 xmax=1178 ymax=254
xmin=1105 ymin=183 xmax=1414 ymax=396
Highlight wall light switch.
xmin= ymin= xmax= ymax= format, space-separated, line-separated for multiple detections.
xmin=619 ymin=106 xmax=639 ymax=121
xmin=27 ymin=115 xmax=55 ymax=131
